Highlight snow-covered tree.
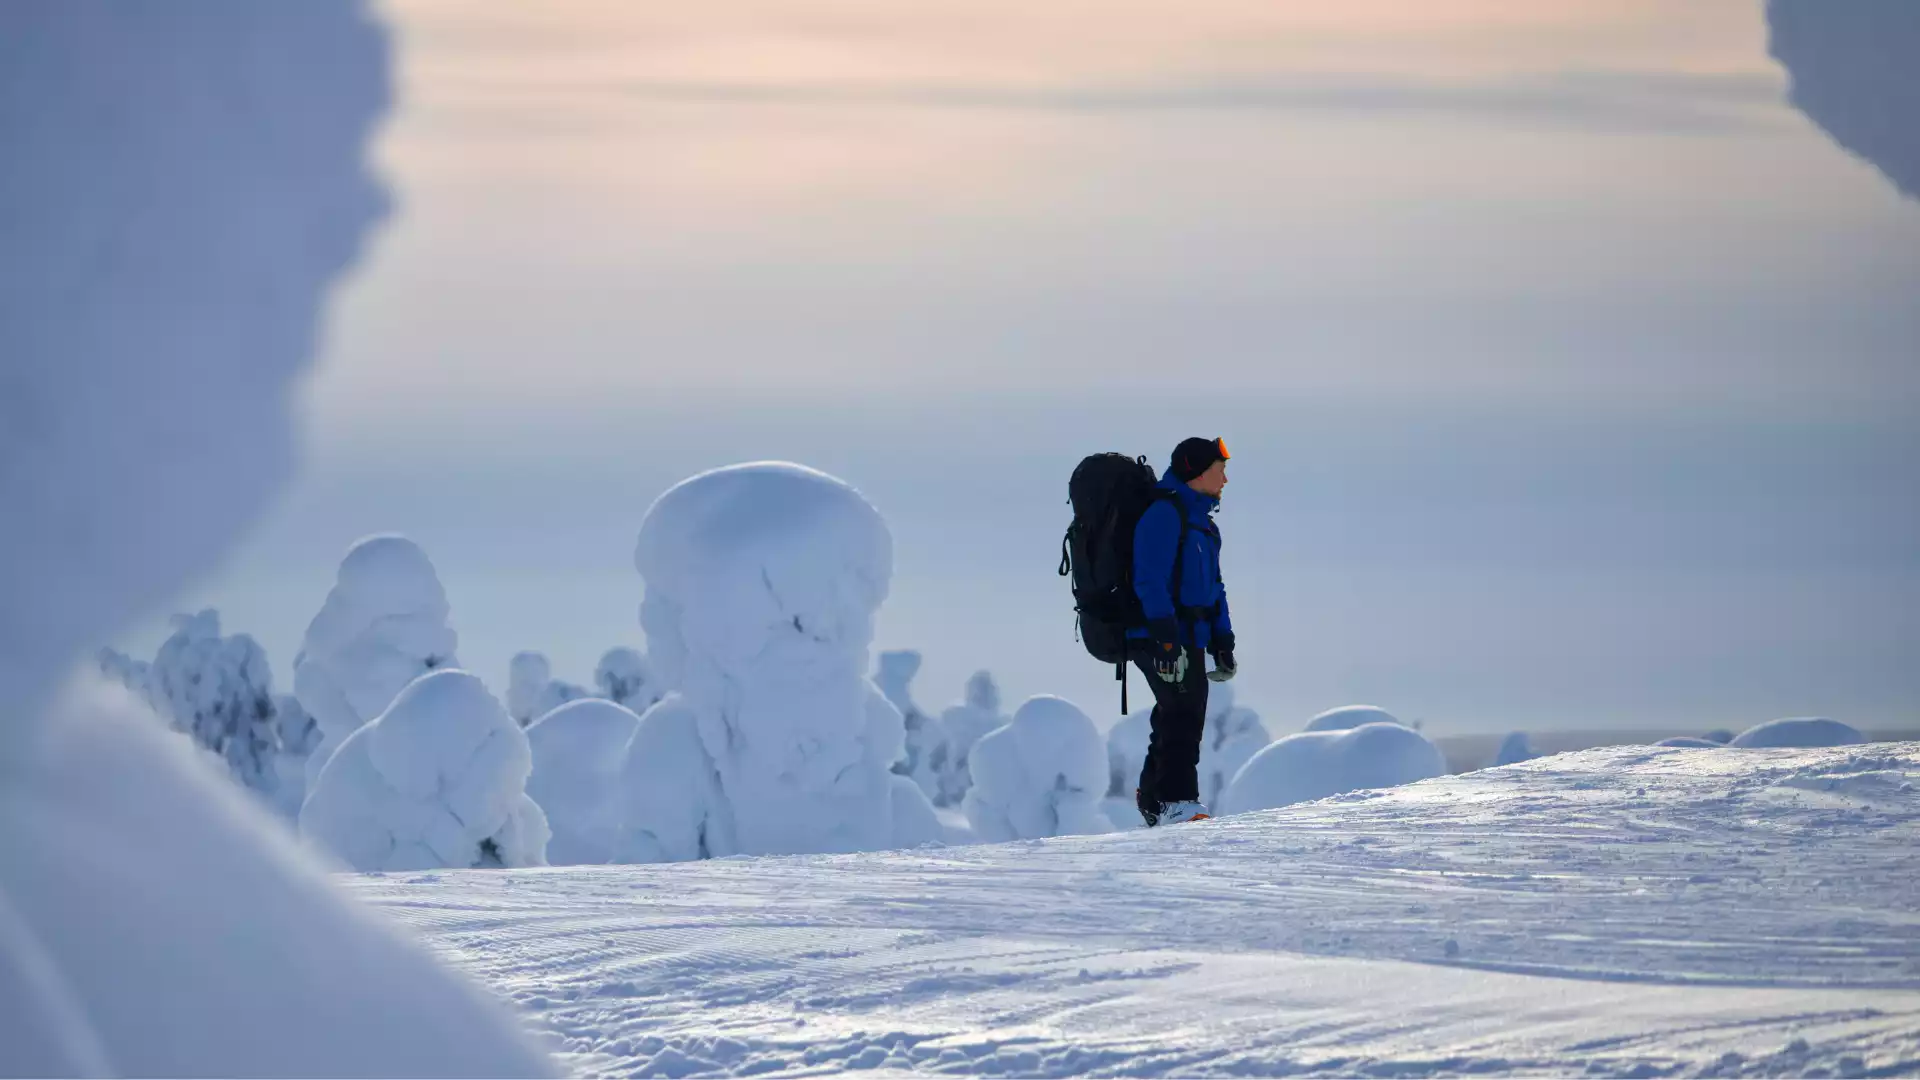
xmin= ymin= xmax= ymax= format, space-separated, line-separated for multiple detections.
xmin=506 ymin=650 xmax=588 ymax=727
xmin=620 ymin=462 xmax=931 ymax=859
xmin=877 ymin=649 xmax=950 ymax=803
xmin=963 ymin=695 xmax=1110 ymax=841
xmin=1107 ymin=709 xmax=1152 ymax=800
xmin=1304 ymin=704 xmax=1406 ymax=732
xmin=1197 ymin=683 xmax=1271 ymax=809
xmin=1494 ymin=731 xmax=1538 ymax=766
xmin=1728 ymin=716 xmax=1865 ymax=748
xmin=98 ymin=611 xmax=285 ymax=803
xmin=301 ymin=669 xmax=549 ymax=870
xmin=272 ymin=692 xmax=320 ymax=816
xmin=1221 ymin=722 xmax=1447 ymax=815
xmin=938 ymin=669 xmax=1005 ymax=805
xmin=527 ymin=697 xmax=642 ymax=865
xmin=595 ymin=646 xmax=663 ymax=713
xmin=293 ymin=535 xmax=459 ymax=785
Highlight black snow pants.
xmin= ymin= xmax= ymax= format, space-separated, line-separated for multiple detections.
xmin=1129 ymin=643 xmax=1209 ymax=808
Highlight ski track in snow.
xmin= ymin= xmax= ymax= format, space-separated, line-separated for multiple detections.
xmin=348 ymin=744 xmax=1920 ymax=1077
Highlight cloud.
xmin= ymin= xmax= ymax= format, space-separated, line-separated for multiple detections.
xmin=1768 ymin=0 xmax=1920 ymax=201
xmin=473 ymin=68 xmax=1787 ymax=136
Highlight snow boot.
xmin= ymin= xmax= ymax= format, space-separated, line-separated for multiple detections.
xmin=1135 ymin=788 xmax=1160 ymax=828
xmin=1157 ymin=801 xmax=1210 ymax=825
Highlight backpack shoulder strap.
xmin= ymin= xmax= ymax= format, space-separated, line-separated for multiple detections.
xmin=1159 ymin=491 xmax=1191 ymax=611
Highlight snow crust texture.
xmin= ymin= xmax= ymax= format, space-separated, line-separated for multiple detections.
xmin=353 ymin=743 xmax=1920 ymax=1079
xmin=294 ymin=535 xmax=459 ymax=784
xmin=963 ymin=695 xmax=1111 ymax=841
xmin=302 ymin=669 xmax=549 ymax=871
xmin=1220 ymin=721 xmax=1447 ymax=815
xmin=627 ymin=462 xmax=929 ymax=858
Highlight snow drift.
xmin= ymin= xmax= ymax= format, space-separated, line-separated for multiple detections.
xmin=302 ymin=669 xmax=549 ymax=871
xmin=0 ymin=4 xmax=552 ymax=1073
xmin=293 ymin=535 xmax=459 ymax=784
xmin=1304 ymin=704 xmax=1406 ymax=732
xmin=508 ymin=650 xmax=590 ymax=727
xmin=1657 ymin=736 xmax=1724 ymax=749
xmin=1221 ymin=722 xmax=1448 ymax=815
xmin=964 ymin=695 xmax=1111 ymax=841
xmin=625 ymin=462 xmax=934 ymax=858
xmin=1729 ymin=716 xmax=1866 ymax=749
xmin=527 ymin=697 xmax=643 ymax=865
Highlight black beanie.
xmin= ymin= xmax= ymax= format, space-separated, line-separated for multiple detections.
xmin=1170 ymin=436 xmax=1228 ymax=482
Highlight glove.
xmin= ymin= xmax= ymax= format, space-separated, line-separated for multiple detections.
xmin=1146 ymin=619 xmax=1185 ymax=683
xmin=1152 ymin=643 xmax=1189 ymax=684
xmin=1207 ymin=648 xmax=1237 ymax=683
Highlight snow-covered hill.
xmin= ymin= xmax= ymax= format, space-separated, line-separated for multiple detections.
xmin=349 ymin=744 xmax=1920 ymax=1078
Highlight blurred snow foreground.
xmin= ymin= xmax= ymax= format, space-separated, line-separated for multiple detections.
xmin=618 ymin=461 xmax=940 ymax=859
xmin=0 ymin=4 xmax=552 ymax=1075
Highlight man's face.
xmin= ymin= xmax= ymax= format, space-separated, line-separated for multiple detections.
xmin=1190 ymin=459 xmax=1228 ymax=498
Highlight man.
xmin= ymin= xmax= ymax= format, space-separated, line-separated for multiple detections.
xmin=1130 ymin=436 xmax=1236 ymax=827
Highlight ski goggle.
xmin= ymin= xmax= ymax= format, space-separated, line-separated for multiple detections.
xmin=1215 ymin=438 xmax=1231 ymax=461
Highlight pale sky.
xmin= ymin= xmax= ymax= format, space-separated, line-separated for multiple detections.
xmin=140 ymin=1 xmax=1919 ymax=736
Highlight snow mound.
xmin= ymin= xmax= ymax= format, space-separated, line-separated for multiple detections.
xmin=1304 ymin=704 xmax=1405 ymax=732
xmin=1107 ymin=711 xmax=1152 ymax=798
xmin=1494 ymin=731 xmax=1538 ymax=766
xmin=595 ymin=646 xmax=663 ymax=713
xmin=1658 ymin=736 xmax=1725 ymax=749
xmin=1221 ymin=722 xmax=1447 ymax=814
xmin=1730 ymin=716 xmax=1866 ymax=749
xmin=1197 ymin=683 xmax=1271 ymax=808
xmin=628 ymin=462 xmax=907 ymax=857
xmin=302 ymin=669 xmax=549 ymax=870
xmin=938 ymin=669 xmax=1004 ymax=805
xmin=293 ymin=535 xmax=459 ymax=783
xmin=508 ymin=650 xmax=589 ymax=727
xmin=527 ymin=698 xmax=643 ymax=865
xmin=963 ymin=696 xmax=1111 ymax=841
xmin=1704 ymin=728 xmax=1736 ymax=744
xmin=878 ymin=649 xmax=952 ymax=803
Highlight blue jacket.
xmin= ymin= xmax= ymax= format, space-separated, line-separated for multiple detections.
xmin=1129 ymin=469 xmax=1233 ymax=650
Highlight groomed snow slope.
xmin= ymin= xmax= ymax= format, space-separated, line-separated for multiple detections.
xmin=351 ymin=743 xmax=1920 ymax=1078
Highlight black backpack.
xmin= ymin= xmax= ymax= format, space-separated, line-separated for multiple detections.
xmin=1057 ymin=453 xmax=1184 ymax=712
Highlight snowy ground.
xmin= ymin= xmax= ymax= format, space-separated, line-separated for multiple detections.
xmin=349 ymin=744 xmax=1920 ymax=1078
